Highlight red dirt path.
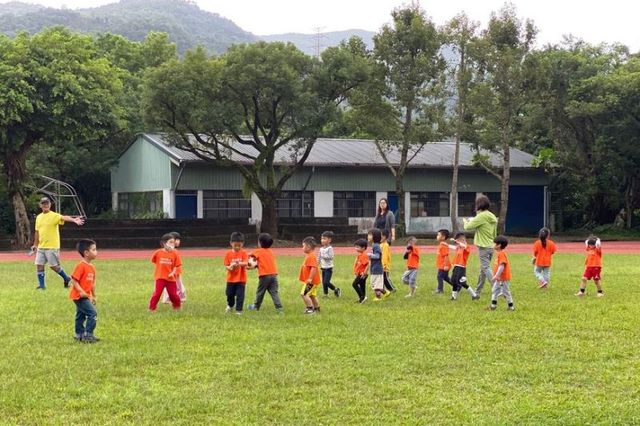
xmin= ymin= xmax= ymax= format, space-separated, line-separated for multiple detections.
xmin=2 ymin=241 xmax=639 ymax=262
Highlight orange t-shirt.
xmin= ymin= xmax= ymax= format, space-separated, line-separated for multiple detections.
xmin=151 ymin=249 xmax=182 ymax=282
xmin=406 ymin=246 xmax=420 ymax=269
xmin=299 ymin=252 xmax=321 ymax=285
xmin=436 ymin=242 xmax=450 ymax=270
xmin=453 ymin=244 xmax=471 ymax=267
xmin=493 ymin=251 xmax=511 ymax=281
xmin=69 ymin=261 xmax=96 ymax=300
xmin=585 ymin=246 xmax=602 ymax=267
xmin=353 ymin=252 xmax=369 ymax=275
xmin=251 ymin=248 xmax=278 ymax=276
xmin=533 ymin=240 xmax=556 ymax=267
xmin=224 ymin=249 xmax=249 ymax=283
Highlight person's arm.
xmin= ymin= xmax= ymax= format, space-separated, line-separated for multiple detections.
xmin=388 ymin=212 xmax=396 ymax=242
xmin=463 ymin=215 xmax=482 ymax=230
xmin=492 ymin=264 xmax=505 ymax=282
xmin=368 ymin=247 xmax=381 ymax=260
xmin=306 ymin=266 xmax=317 ymax=285
xmin=90 ymin=287 xmax=97 ymax=305
xmin=31 ymin=231 xmax=39 ymax=251
xmin=61 ymin=215 xmax=85 ymax=226
xmin=72 ymin=278 xmax=90 ymax=299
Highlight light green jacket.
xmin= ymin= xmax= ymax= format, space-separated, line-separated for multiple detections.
xmin=463 ymin=210 xmax=498 ymax=248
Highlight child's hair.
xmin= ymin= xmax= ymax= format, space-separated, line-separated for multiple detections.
xmin=494 ymin=235 xmax=509 ymax=249
xmin=437 ymin=229 xmax=450 ymax=239
xmin=76 ymin=239 xmax=96 ymax=257
xmin=538 ymin=227 xmax=550 ymax=248
xmin=354 ymin=238 xmax=368 ymax=249
xmin=160 ymin=233 xmax=174 ymax=245
xmin=587 ymin=235 xmax=598 ymax=246
xmin=258 ymin=233 xmax=274 ymax=248
xmin=302 ymin=236 xmax=317 ymax=248
xmin=169 ymin=231 xmax=181 ymax=240
xmin=230 ymin=232 xmax=245 ymax=243
xmin=475 ymin=195 xmax=491 ymax=211
xmin=407 ymin=236 xmax=417 ymax=245
xmin=321 ymin=231 xmax=334 ymax=240
xmin=369 ymin=228 xmax=382 ymax=244
xmin=454 ymin=232 xmax=465 ymax=240
xmin=381 ymin=229 xmax=390 ymax=240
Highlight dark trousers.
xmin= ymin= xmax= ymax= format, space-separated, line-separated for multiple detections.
xmin=383 ymin=271 xmax=396 ymax=291
xmin=226 ymin=282 xmax=246 ymax=311
xmin=321 ymin=268 xmax=336 ymax=295
xmin=254 ymin=274 xmax=283 ymax=310
xmin=451 ymin=266 xmax=469 ymax=292
xmin=74 ymin=298 xmax=97 ymax=337
xmin=352 ymin=274 xmax=367 ymax=301
xmin=437 ymin=269 xmax=453 ymax=292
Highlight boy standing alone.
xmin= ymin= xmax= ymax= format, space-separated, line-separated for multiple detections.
xmin=69 ymin=239 xmax=99 ymax=343
xmin=224 ymin=232 xmax=249 ymax=314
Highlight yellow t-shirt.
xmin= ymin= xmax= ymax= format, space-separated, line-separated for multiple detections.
xmin=381 ymin=241 xmax=391 ymax=272
xmin=35 ymin=212 xmax=64 ymax=249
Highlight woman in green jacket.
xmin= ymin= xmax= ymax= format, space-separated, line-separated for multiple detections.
xmin=463 ymin=195 xmax=498 ymax=296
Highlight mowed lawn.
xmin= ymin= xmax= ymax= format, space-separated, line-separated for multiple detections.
xmin=1 ymin=251 xmax=639 ymax=425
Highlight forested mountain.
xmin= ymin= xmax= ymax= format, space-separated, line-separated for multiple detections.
xmin=0 ymin=0 xmax=375 ymax=54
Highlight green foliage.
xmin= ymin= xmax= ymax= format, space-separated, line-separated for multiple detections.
xmin=1 ymin=252 xmax=639 ymax=423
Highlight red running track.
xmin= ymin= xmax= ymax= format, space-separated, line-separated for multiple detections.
xmin=2 ymin=241 xmax=640 ymax=262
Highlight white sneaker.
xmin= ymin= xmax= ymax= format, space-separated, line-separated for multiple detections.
xmin=225 ymin=306 xmax=232 ymax=313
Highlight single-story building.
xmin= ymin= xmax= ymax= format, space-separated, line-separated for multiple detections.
xmin=110 ymin=133 xmax=550 ymax=234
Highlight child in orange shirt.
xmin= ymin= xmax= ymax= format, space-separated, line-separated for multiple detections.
xmin=148 ymin=233 xmax=182 ymax=311
xmin=70 ymin=239 xmax=99 ymax=343
xmin=300 ymin=236 xmax=321 ymax=314
xmin=576 ymin=236 xmax=604 ymax=297
xmin=435 ymin=229 xmax=453 ymax=294
xmin=450 ymin=232 xmax=478 ymax=300
xmin=247 ymin=233 xmax=283 ymax=312
xmin=489 ymin=235 xmax=514 ymax=311
xmin=402 ymin=236 xmax=420 ymax=298
xmin=532 ymin=227 xmax=557 ymax=289
xmin=224 ymin=232 xmax=249 ymax=314
xmin=352 ymin=238 xmax=369 ymax=304
xmin=162 ymin=231 xmax=187 ymax=304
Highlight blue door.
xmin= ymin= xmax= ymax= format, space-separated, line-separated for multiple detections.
xmin=506 ymin=186 xmax=544 ymax=234
xmin=387 ymin=193 xmax=399 ymax=217
xmin=175 ymin=191 xmax=197 ymax=219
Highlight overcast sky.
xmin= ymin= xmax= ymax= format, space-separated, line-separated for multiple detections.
xmin=2 ymin=0 xmax=638 ymax=50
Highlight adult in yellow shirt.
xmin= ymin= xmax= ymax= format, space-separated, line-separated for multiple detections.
xmin=31 ymin=197 xmax=85 ymax=290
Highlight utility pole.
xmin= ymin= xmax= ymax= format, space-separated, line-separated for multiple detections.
xmin=313 ymin=26 xmax=327 ymax=59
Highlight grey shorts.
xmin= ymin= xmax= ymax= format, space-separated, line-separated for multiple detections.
xmin=402 ymin=268 xmax=418 ymax=288
xmin=35 ymin=249 xmax=61 ymax=267
xmin=370 ymin=274 xmax=384 ymax=291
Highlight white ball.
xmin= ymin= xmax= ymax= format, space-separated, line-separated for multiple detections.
xmin=248 ymin=257 xmax=258 ymax=268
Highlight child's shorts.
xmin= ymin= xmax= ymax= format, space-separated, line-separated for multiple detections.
xmin=402 ymin=268 xmax=418 ymax=287
xmin=300 ymin=283 xmax=318 ymax=297
xmin=583 ymin=267 xmax=602 ymax=281
xmin=370 ymin=274 xmax=384 ymax=291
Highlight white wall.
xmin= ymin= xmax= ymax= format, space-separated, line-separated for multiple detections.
xmin=197 ymin=190 xmax=204 ymax=219
xmin=314 ymin=191 xmax=333 ymax=217
xmin=162 ymin=189 xmax=175 ymax=218
xmin=250 ymin=193 xmax=262 ymax=226
xmin=111 ymin=192 xmax=118 ymax=211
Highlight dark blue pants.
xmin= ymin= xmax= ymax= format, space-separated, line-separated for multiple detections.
xmin=74 ymin=298 xmax=97 ymax=337
xmin=321 ymin=268 xmax=336 ymax=295
xmin=437 ymin=269 xmax=453 ymax=292
xmin=226 ymin=283 xmax=246 ymax=311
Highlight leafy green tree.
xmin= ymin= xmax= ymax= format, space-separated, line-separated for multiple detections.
xmin=468 ymin=5 xmax=538 ymax=233
xmin=443 ymin=12 xmax=479 ymax=232
xmin=143 ymin=41 xmax=367 ymax=234
xmin=0 ymin=28 xmax=124 ymax=246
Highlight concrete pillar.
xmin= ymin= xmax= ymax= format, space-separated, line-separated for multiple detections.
xmin=162 ymin=189 xmax=175 ymax=219
xmin=314 ymin=191 xmax=333 ymax=217
xmin=250 ymin=192 xmax=262 ymax=225
xmin=111 ymin=192 xmax=118 ymax=212
xmin=404 ymin=191 xmax=411 ymax=229
xmin=197 ymin=190 xmax=204 ymax=219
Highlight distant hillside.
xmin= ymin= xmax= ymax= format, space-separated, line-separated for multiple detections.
xmin=261 ymin=29 xmax=375 ymax=56
xmin=0 ymin=0 xmax=256 ymax=54
xmin=0 ymin=1 xmax=375 ymax=56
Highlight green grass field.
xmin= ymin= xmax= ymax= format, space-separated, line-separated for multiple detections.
xmin=1 ymin=252 xmax=639 ymax=425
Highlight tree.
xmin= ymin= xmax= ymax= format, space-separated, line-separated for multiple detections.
xmin=0 ymin=28 xmax=124 ymax=246
xmin=468 ymin=5 xmax=538 ymax=234
xmin=349 ymin=4 xmax=446 ymax=229
xmin=143 ymin=41 xmax=367 ymax=234
xmin=443 ymin=13 xmax=479 ymax=232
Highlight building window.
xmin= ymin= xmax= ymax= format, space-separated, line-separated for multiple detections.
xmin=333 ymin=191 xmax=376 ymax=217
xmin=410 ymin=192 xmax=450 ymax=217
xmin=277 ymin=191 xmax=314 ymax=218
xmin=117 ymin=191 xmax=163 ymax=218
xmin=458 ymin=192 xmax=477 ymax=217
xmin=203 ymin=190 xmax=251 ymax=218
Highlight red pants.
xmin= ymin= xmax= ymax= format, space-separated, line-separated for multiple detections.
xmin=149 ymin=279 xmax=181 ymax=310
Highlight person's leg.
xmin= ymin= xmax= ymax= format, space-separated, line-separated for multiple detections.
xmin=383 ymin=271 xmax=396 ymax=292
xmin=358 ymin=276 xmax=367 ymax=301
xmin=226 ymin=283 xmax=235 ymax=309
xmin=543 ymin=267 xmax=551 ymax=287
xmin=476 ymin=247 xmax=494 ymax=294
xmin=47 ymin=250 xmax=70 ymax=287
xmin=82 ymin=299 xmax=98 ymax=337
xmin=267 ymin=276 xmax=283 ymax=309
xmin=165 ymin=281 xmax=181 ymax=310
xmin=311 ymin=295 xmax=320 ymax=310
xmin=148 ymin=279 xmax=166 ymax=310
xmin=177 ymin=276 xmax=187 ymax=301
xmin=324 ymin=268 xmax=336 ymax=293
xmin=401 ymin=270 xmax=410 ymax=285
xmin=576 ymin=270 xmax=589 ymax=296
xmin=489 ymin=281 xmax=500 ymax=309
xmin=503 ymin=282 xmax=514 ymax=309
xmin=253 ymin=276 xmax=269 ymax=309
xmin=594 ymin=279 xmax=604 ymax=295
xmin=321 ymin=269 xmax=330 ymax=295
xmin=533 ymin=266 xmax=543 ymax=282
xmin=74 ymin=300 xmax=86 ymax=338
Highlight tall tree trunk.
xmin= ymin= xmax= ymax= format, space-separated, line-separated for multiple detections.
xmin=450 ymin=135 xmax=460 ymax=233
xmin=395 ymin=175 xmax=405 ymax=236
xmin=259 ymin=194 xmax=278 ymax=237
xmin=498 ymin=138 xmax=511 ymax=235
xmin=450 ymin=46 xmax=466 ymax=234
xmin=4 ymin=153 xmax=32 ymax=247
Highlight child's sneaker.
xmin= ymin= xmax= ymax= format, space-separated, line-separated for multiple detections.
xmin=275 ymin=308 xmax=284 ymax=314
xmin=539 ymin=281 xmax=548 ymax=289
xmin=82 ymin=335 xmax=99 ymax=343
xmin=247 ymin=304 xmax=258 ymax=310
xmin=235 ymin=311 xmax=243 ymax=315
xmin=359 ymin=296 xmax=368 ymax=304
xmin=63 ymin=278 xmax=71 ymax=288
xmin=471 ymin=294 xmax=480 ymax=301
xmin=36 ymin=286 xmax=46 ymax=290
xmin=382 ymin=291 xmax=391 ymax=299
xmin=574 ymin=291 xmax=585 ymax=297
xmin=373 ymin=297 xmax=382 ymax=302
xmin=597 ymin=292 xmax=604 ymax=298
xmin=405 ymin=293 xmax=414 ymax=298
xmin=433 ymin=289 xmax=444 ymax=294
xmin=507 ymin=306 xmax=515 ymax=311
xmin=225 ymin=306 xmax=232 ymax=314
xmin=486 ymin=305 xmax=497 ymax=311
xmin=334 ymin=288 xmax=342 ymax=298
xmin=304 ymin=308 xmax=315 ymax=315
